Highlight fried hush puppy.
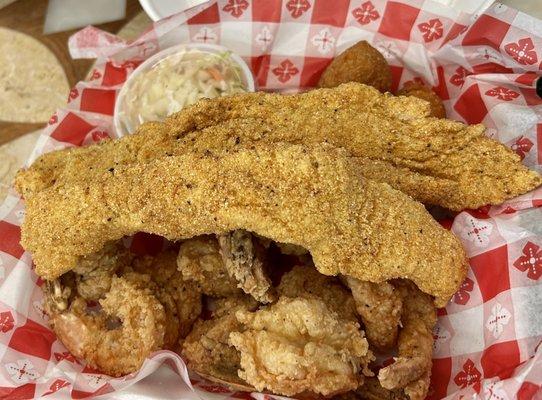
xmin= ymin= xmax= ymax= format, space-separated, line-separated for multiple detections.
xmin=397 ymin=82 xmax=446 ymax=118
xmin=318 ymin=40 xmax=392 ymax=92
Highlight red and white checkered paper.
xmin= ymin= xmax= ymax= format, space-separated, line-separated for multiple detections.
xmin=0 ymin=0 xmax=541 ymax=398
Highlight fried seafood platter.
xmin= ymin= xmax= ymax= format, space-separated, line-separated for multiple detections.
xmin=16 ymin=76 xmax=541 ymax=399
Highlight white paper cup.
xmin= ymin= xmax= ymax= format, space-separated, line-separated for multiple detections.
xmin=113 ymin=43 xmax=255 ymax=136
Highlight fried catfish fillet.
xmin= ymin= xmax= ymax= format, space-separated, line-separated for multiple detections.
xmin=229 ymin=296 xmax=374 ymax=397
xmin=20 ymin=143 xmax=466 ymax=306
xmin=16 ymin=84 xmax=540 ymax=210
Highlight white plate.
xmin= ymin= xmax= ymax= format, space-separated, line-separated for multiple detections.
xmin=138 ymin=0 xmax=210 ymax=21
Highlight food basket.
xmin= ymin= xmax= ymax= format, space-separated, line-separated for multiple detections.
xmin=0 ymin=0 xmax=541 ymax=398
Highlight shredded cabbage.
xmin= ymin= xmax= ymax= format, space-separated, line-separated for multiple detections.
xmin=120 ymin=49 xmax=247 ymax=133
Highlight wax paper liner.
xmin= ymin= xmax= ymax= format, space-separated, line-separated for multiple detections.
xmin=0 ymin=0 xmax=541 ymax=398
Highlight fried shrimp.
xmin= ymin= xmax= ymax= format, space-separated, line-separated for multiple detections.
xmin=177 ymin=236 xmax=240 ymax=297
xmin=378 ymin=281 xmax=436 ymax=400
xmin=72 ymin=241 xmax=132 ymax=301
xmin=131 ymin=250 xmax=202 ymax=346
xmin=278 ymin=265 xmax=358 ymax=322
xmin=45 ymin=274 xmax=166 ymax=377
xmin=218 ymin=230 xmax=276 ymax=303
xmin=182 ymin=295 xmax=258 ymax=388
xmin=345 ymin=278 xmax=402 ymax=351
xmin=350 ymin=378 xmax=408 ymax=400
xmin=229 ymin=296 xmax=374 ymax=397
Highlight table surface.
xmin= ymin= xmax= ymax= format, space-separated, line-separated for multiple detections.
xmin=0 ymin=0 xmax=151 ymax=200
xmin=0 ymin=0 xmax=143 ymax=145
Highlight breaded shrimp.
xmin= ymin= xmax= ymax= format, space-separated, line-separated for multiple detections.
xmin=45 ymin=275 xmax=166 ymax=377
xmin=345 ymin=277 xmax=402 ymax=351
xmin=278 ymin=265 xmax=358 ymax=322
xmin=177 ymin=235 xmax=241 ymax=297
xmin=378 ymin=281 xmax=436 ymax=400
xmin=229 ymin=296 xmax=374 ymax=397
xmin=182 ymin=295 xmax=258 ymax=388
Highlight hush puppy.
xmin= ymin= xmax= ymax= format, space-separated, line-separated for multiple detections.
xmin=318 ymin=40 xmax=392 ymax=92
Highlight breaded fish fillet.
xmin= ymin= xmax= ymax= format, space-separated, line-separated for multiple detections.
xmin=20 ymin=143 xmax=466 ymax=306
xmin=16 ymin=84 xmax=541 ymax=211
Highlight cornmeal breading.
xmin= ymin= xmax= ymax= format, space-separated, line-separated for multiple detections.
xmin=397 ymin=82 xmax=446 ymax=118
xmin=16 ymin=84 xmax=541 ymax=211
xmin=20 ymin=143 xmax=467 ymax=306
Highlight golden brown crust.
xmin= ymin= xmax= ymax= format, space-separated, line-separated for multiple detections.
xmin=16 ymin=84 xmax=540 ymax=211
xmin=182 ymin=295 xmax=257 ymax=386
xmin=345 ymin=278 xmax=402 ymax=351
xmin=47 ymin=275 xmax=166 ymax=377
xmin=72 ymin=241 xmax=131 ymax=301
xmin=397 ymin=82 xmax=446 ymax=119
xmin=21 ymin=143 xmax=467 ymax=306
xmin=318 ymin=41 xmax=392 ymax=92
xmin=129 ymin=250 xmax=202 ymax=342
xmin=378 ymin=281 xmax=436 ymax=400
xmin=229 ymin=296 xmax=373 ymax=397
xmin=177 ymin=236 xmax=241 ymax=297
xmin=278 ymin=265 xmax=358 ymax=322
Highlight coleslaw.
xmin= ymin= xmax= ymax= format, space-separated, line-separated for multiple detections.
xmin=116 ymin=47 xmax=252 ymax=134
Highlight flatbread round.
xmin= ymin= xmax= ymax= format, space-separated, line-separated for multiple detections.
xmin=0 ymin=27 xmax=69 ymax=123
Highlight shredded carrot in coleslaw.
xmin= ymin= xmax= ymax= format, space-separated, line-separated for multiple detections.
xmin=119 ymin=49 xmax=247 ymax=133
